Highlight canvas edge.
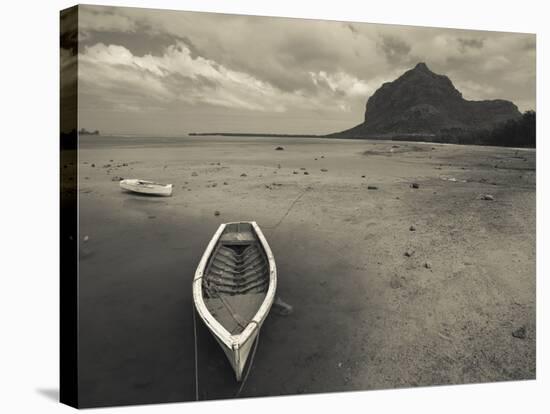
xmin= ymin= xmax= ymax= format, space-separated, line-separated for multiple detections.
xmin=60 ymin=4 xmax=79 ymax=409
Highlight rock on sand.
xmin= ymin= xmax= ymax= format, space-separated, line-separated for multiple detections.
xmin=272 ymin=296 xmax=293 ymax=316
xmin=512 ymin=326 xmax=526 ymax=339
xmin=404 ymin=248 xmax=415 ymax=257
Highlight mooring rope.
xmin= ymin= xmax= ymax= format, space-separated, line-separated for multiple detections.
xmin=207 ymin=284 xmax=247 ymax=329
xmin=192 ymin=301 xmax=199 ymax=401
xmin=268 ymin=187 xmax=310 ymax=230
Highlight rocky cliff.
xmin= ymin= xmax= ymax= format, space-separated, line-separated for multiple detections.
xmin=333 ymin=63 xmax=521 ymax=137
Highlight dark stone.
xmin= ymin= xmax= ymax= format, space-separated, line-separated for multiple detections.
xmin=411 ymin=183 xmax=420 ymax=189
xmin=275 ymin=146 xmax=284 ymax=150
xmin=512 ymin=326 xmax=526 ymax=339
xmin=367 ymin=185 xmax=378 ymax=190
xmin=404 ymin=248 xmax=415 ymax=257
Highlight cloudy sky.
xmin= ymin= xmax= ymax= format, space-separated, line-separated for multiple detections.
xmin=71 ymin=5 xmax=536 ymax=136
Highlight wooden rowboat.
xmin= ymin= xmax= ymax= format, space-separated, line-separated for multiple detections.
xmin=193 ymin=222 xmax=277 ymax=381
xmin=119 ymin=179 xmax=173 ymax=196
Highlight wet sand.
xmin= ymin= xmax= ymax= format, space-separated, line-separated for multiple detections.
xmin=75 ymin=135 xmax=535 ymax=407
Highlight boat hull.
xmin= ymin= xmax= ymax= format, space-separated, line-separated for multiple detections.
xmin=119 ymin=179 xmax=173 ymax=196
xmin=193 ymin=222 xmax=277 ymax=381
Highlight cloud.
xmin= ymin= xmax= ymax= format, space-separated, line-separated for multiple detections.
xmin=79 ymin=6 xmax=138 ymax=37
xmin=309 ymin=71 xmax=372 ymax=98
xmin=78 ymin=41 xmax=364 ymax=116
xmin=457 ymin=37 xmax=484 ymax=53
xmin=523 ymin=38 xmax=536 ymax=51
xmin=78 ymin=6 xmax=384 ymax=88
xmin=60 ymin=48 xmax=77 ymax=89
xmin=481 ymin=55 xmax=511 ymax=72
xmin=345 ymin=23 xmax=359 ymax=36
xmin=377 ymin=35 xmax=412 ymax=64
xmin=454 ymin=80 xmax=498 ymax=101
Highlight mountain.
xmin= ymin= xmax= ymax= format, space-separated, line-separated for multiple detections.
xmin=332 ymin=62 xmax=521 ymax=138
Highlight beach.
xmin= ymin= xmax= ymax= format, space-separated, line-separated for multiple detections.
xmin=75 ymin=135 xmax=536 ymax=407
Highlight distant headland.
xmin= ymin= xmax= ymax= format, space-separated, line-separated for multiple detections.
xmin=189 ymin=132 xmax=323 ymax=138
xmin=190 ymin=63 xmax=535 ymax=148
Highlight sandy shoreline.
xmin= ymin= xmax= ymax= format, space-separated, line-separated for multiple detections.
xmin=74 ymin=135 xmax=535 ymax=407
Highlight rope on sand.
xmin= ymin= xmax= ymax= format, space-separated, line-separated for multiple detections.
xmin=269 ymin=187 xmax=310 ymax=230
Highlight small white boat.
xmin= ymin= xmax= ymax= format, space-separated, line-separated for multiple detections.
xmin=119 ymin=179 xmax=173 ymax=196
xmin=193 ymin=222 xmax=277 ymax=381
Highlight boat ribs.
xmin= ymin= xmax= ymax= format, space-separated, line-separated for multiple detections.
xmin=203 ymin=243 xmax=269 ymax=296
